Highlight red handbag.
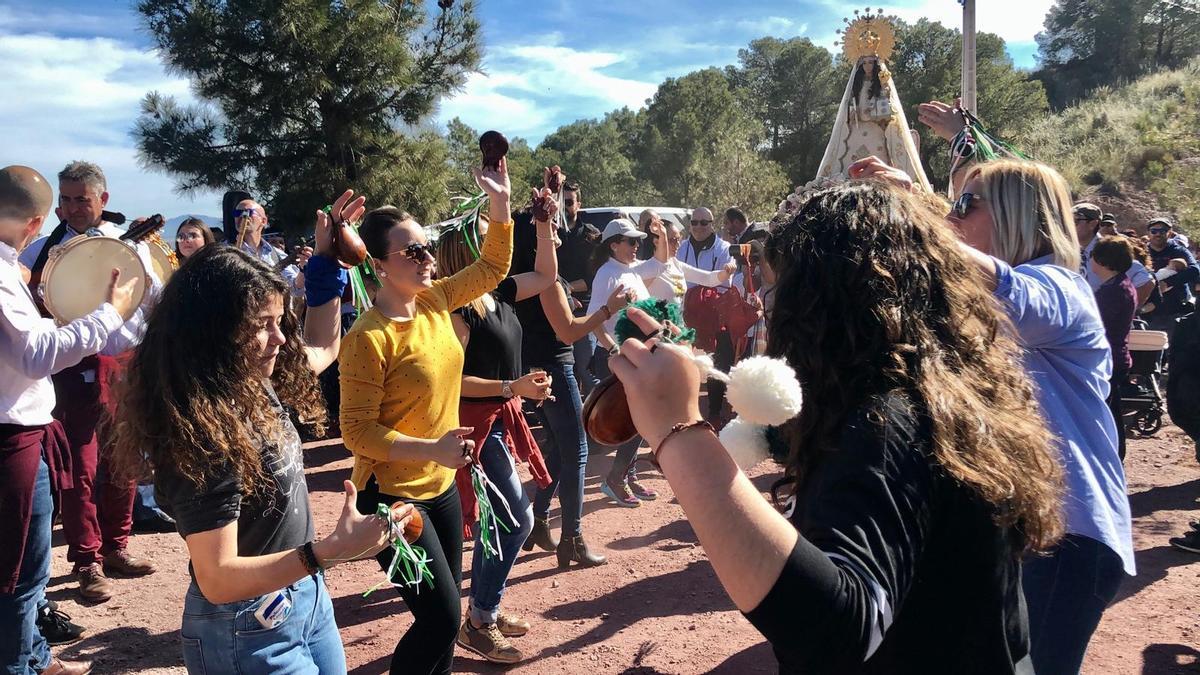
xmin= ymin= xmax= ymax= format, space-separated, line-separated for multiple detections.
xmin=683 ymin=284 xmax=760 ymax=355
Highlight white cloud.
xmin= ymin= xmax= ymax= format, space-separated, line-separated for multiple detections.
xmin=0 ymin=32 xmax=219 ymax=227
xmin=435 ymin=40 xmax=660 ymax=141
xmin=885 ymin=0 xmax=1053 ymax=46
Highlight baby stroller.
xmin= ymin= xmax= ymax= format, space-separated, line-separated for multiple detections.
xmin=1122 ymin=327 xmax=1169 ymax=436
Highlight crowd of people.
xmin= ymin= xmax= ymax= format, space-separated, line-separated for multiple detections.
xmin=0 ymin=90 xmax=1197 ymax=675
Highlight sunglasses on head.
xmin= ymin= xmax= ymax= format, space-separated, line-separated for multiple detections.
xmin=951 ymin=192 xmax=979 ymax=219
xmin=1148 ymin=226 xmax=1169 ymax=234
xmin=690 ymin=219 xmax=713 ymax=227
xmin=386 ymin=241 xmax=436 ymax=263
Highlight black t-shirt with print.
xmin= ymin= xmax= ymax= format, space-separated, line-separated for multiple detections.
xmin=456 ymin=277 xmax=522 ymax=401
xmin=745 ymin=392 xmax=1031 ymax=674
xmin=156 ymin=385 xmax=314 ymax=558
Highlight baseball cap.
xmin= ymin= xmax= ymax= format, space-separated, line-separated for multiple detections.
xmin=1072 ymin=202 xmax=1102 ymax=220
xmin=601 ymin=218 xmax=646 ymax=241
xmin=1101 ymin=213 xmax=1117 ymax=224
xmin=1147 ymin=217 xmax=1173 ymax=229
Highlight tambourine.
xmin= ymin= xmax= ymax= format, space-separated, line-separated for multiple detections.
xmin=582 ymin=375 xmax=638 ymax=446
xmin=39 ymin=235 xmax=149 ymax=325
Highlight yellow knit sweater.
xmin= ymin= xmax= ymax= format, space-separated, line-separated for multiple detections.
xmin=339 ymin=219 xmax=513 ymax=499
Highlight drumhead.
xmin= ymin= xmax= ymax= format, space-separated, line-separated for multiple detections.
xmin=40 ymin=236 xmax=146 ymax=324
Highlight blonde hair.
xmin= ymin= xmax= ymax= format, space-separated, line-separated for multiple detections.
xmin=434 ymin=212 xmax=489 ymax=316
xmin=968 ymin=160 xmax=1081 ymax=271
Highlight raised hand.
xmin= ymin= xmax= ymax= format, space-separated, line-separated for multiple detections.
xmin=917 ymin=99 xmax=966 ymax=141
xmin=605 ymin=283 xmax=631 ymax=316
xmin=314 ymin=189 xmax=367 ymax=259
xmin=849 ymin=156 xmax=914 ymax=192
xmin=472 ymin=156 xmax=512 ymax=204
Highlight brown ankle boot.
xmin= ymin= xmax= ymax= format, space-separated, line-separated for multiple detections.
xmin=522 ymin=516 xmax=559 ymax=552
xmin=556 ymin=534 xmax=607 ymax=569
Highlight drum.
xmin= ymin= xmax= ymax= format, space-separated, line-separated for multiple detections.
xmin=144 ymin=231 xmax=179 ymax=283
xmin=39 ymin=235 xmax=148 ymax=324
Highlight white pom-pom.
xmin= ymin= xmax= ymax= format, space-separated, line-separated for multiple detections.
xmin=719 ymin=418 xmax=771 ymax=470
xmin=726 ymin=356 xmax=803 ymax=426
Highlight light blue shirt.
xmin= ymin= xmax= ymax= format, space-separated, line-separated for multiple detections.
xmin=994 ymin=255 xmax=1135 ymax=574
xmin=240 ymin=239 xmax=302 ymax=297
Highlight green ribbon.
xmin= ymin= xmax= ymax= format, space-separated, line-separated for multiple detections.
xmin=614 ymin=298 xmax=696 ymax=346
xmin=471 ymin=462 xmax=515 ymax=561
xmin=364 ymin=503 xmax=433 ymax=596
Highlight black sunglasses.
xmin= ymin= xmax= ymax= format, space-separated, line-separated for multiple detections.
xmin=690 ymin=219 xmax=713 ymax=227
xmin=385 ymin=241 xmax=436 ymax=263
xmin=1148 ymin=227 xmax=1169 ymax=235
xmin=951 ymin=192 xmax=979 ymax=219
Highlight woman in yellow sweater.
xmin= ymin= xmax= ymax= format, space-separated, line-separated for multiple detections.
xmin=339 ymin=159 xmax=513 ymax=675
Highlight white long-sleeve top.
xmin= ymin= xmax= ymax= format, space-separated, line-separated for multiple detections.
xmin=647 ymin=258 xmax=726 ymax=303
xmin=19 ymin=221 xmax=161 ymax=355
xmin=587 ymin=256 xmax=666 ymax=334
xmin=1 ymin=240 xmax=123 ymax=425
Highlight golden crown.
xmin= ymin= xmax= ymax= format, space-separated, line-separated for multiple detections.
xmin=835 ymin=8 xmax=897 ymax=63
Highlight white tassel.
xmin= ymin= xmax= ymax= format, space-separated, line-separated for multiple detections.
xmin=726 ymin=356 xmax=803 ymax=427
xmin=719 ymin=418 xmax=771 ymax=470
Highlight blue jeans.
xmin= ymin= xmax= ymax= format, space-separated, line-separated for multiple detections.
xmin=180 ymin=573 xmax=345 ymax=674
xmin=1022 ymin=534 xmax=1125 ymax=675
xmin=469 ymin=421 xmax=533 ymax=625
xmin=0 ymin=458 xmax=51 ymax=675
xmin=573 ymin=330 xmax=598 ymax=398
xmin=591 ymin=346 xmax=642 ymax=482
xmin=530 ymin=361 xmax=588 ymax=538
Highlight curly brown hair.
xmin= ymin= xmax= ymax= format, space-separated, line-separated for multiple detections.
xmin=765 ymin=182 xmax=1064 ymax=553
xmin=112 ymin=245 xmax=326 ymax=493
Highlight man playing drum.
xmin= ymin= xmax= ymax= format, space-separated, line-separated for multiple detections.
xmin=1 ymin=165 xmax=139 ymax=675
xmin=18 ymin=162 xmax=159 ymax=603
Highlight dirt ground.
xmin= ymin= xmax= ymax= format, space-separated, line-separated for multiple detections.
xmin=48 ymin=421 xmax=1200 ymax=674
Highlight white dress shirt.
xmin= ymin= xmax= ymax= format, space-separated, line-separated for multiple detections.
xmin=240 ymin=238 xmax=303 ymax=296
xmin=1 ymin=241 xmax=123 ymax=425
xmin=19 ymin=221 xmax=161 ymax=354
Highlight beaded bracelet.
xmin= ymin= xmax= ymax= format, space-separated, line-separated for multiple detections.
xmin=652 ymin=420 xmax=715 ymax=466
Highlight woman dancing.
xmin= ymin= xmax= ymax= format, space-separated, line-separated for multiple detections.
xmin=339 ymin=160 xmax=513 ymax=675
xmin=609 ymin=181 xmax=1064 ymax=672
xmin=434 ymin=193 xmax=559 ymax=664
xmin=113 ymin=191 xmax=413 ymax=674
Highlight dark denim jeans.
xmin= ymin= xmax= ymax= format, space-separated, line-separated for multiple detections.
xmin=573 ymin=331 xmax=599 ymax=399
xmin=0 ymin=458 xmax=51 ymax=675
xmin=530 ymin=361 xmax=588 ymax=538
xmin=468 ymin=421 xmax=533 ymax=624
xmin=1022 ymin=534 xmax=1125 ymax=674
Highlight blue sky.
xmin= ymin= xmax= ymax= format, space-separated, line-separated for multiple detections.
xmin=0 ymin=0 xmax=1053 ymax=222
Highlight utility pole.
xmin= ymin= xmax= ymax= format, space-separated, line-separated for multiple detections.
xmin=961 ymin=0 xmax=978 ymax=114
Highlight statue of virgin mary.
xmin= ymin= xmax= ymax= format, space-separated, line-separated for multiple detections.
xmin=806 ymin=11 xmax=931 ymax=194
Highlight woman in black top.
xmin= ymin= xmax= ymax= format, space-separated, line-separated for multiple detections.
xmin=607 ymin=182 xmax=1065 ymax=673
xmin=434 ymin=195 xmax=558 ymax=664
xmin=112 ymin=192 xmax=415 ymax=674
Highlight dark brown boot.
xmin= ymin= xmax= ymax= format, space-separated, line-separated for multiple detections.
xmin=556 ymin=534 xmax=607 ymax=569
xmin=522 ymin=516 xmax=559 ymax=552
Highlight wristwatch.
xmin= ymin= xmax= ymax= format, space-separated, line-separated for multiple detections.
xmin=501 ymin=380 xmax=514 ymax=399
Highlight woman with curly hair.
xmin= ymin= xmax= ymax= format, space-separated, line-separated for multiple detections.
xmin=112 ymin=192 xmax=414 ymax=674
xmin=608 ymin=180 xmax=1063 ymax=673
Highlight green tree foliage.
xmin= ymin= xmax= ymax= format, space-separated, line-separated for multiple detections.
xmin=1035 ymin=0 xmax=1200 ymax=108
xmin=635 ymin=68 xmax=788 ymax=215
xmin=134 ymin=0 xmax=481 ymax=229
xmin=531 ymin=109 xmax=660 ymax=208
xmin=888 ymin=19 xmax=1049 ymax=188
xmin=725 ymin=37 xmax=841 ymax=186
